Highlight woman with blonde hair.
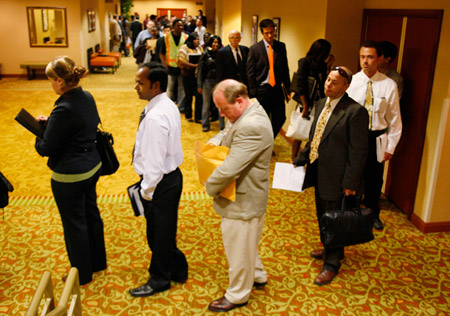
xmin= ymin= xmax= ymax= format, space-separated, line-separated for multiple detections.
xmin=35 ymin=56 xmax=106 ymax=285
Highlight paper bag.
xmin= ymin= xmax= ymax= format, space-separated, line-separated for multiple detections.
xmin=194 ymin=140 xmax=236 ymax=201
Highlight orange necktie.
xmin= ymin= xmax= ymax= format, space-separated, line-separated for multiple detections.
xmin=268 ymin=44 xmax=276 ymax=87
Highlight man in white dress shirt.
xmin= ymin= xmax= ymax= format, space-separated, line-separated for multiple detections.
xmin=129 ymin=63 xmax=188 ymax=297
xmin=346 ymin=41 xmax=402 ymax=230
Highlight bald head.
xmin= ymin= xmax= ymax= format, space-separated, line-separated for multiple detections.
xmin=213 ymin=80 xmax=251 ymax=123
xmin=228 ymin=30 xmax=241 ymax=48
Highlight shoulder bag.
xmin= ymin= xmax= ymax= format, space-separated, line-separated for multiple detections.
xmin=0 ymin=171 xmax=14 ymax=209
xmin=96 ymin=124 xmax=119 ymax=176
xmin=319 ymin=195 xmax=375 ymax=249
xmin=286 ymin=104 xmax=315 ymax=141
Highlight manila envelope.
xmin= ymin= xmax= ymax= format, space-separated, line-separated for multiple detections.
xmin=195 ymin=140 xmax=236 ymax=201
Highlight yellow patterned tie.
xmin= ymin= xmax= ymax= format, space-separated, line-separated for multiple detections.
xmin=365 ymin=80 xmax=373 ymax=129
xmin=309 ymin=102 xmax=331 ymax=163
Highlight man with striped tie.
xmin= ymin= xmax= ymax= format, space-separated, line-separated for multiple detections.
xmin=346 ymin=41 xmax=402 ymax=231
xmin=294 ymin=66 xmax=369 ymax=285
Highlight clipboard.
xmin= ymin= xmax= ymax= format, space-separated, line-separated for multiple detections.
xmin=15 ymin=108 xmax=45 ymax=139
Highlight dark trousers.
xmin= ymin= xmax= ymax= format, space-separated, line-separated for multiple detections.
xmin=256 ymin=84 xmax=286 ymax=138
xmin=363 ymin=130 xmax=385 ymax=219
xmin=143 ymin=168 xmax=188 ymax=289
xmin=310 ymin=162 xmax=344 ymax=273
xmin=51 ymin=168 xmax=106 ymax=285
xmin=182 ymin=74 xmax=203 ymax=122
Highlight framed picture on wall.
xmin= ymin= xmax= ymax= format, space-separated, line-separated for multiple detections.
xmin=87 ymin=10 xmax=96 ymax=33
xmin=252 ymin=15 xmax=258 ymax=45
xmin=42 ymin=9 xmax=48 ymax=32
xmin=273 ymin=17 xmax=280 ymax=41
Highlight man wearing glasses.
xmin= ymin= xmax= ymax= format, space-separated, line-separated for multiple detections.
xmin=293 ymin=66 xmax=369 ymax=286
xmin=346 ymin=41 xmax=402 ymax=231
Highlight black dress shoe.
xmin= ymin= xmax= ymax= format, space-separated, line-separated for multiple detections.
xmin=129 ymin=283 xmax=170 ymax=297
xmin=208 ymin=296 xmax=247 ymax=312
xmin=253 ymin=281 xmax=267 ymax=288
xmin=373 ymin=218 xmax=384 ymax=230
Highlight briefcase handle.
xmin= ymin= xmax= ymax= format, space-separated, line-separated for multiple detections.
xmin=340 ymin=195 xmax=362 ymax=214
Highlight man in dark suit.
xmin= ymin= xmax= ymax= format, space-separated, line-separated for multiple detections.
xmin=130 ymin=15 xmax=143 ymax=47
xmin=294 ymin=66 xmax=369 ymax=286
xmin=247 ymin=19 xmax=291 ymax=139
xmin=216 ymin=30 xmax=249 ymax=87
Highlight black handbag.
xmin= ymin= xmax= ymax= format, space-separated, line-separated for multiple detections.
xmin=319 ymin=195 xmax=375 ymax=249
xmin=0 ymin=171 xmax=14 ymax=209
xmin=96 ymin=126 xmax=119 ymax=176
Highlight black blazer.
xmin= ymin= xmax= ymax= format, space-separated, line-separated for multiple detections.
xmin=35 ymin=87 xmax=101 ymax=174
xmin=216 ymin=45 xmax=249 ymax=86
xmin=246 ymin=40 xmax=290 ymax=97
xmin=294 ymin=93 xmax=369 ymax=201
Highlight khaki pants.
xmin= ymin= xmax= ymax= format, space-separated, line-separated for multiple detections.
xmin=221 ymin=213 xmax=267 ymax=304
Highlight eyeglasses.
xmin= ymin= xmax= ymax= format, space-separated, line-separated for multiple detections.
xmin=332 ymin=67 xmax=350 ymax=83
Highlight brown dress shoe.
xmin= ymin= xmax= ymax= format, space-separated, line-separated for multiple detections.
xmin=310 ymin=249 xmax=324 ymax=260
xmin=314 ymin=269 xmax=338 ymax=286
xmin=208 ymin=296 xmax=248 ymax=312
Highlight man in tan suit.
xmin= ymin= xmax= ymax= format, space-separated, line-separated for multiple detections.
xmin=206 ymin=80 xmax=273 ymax=312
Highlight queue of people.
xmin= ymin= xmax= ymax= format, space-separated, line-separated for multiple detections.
xmin=31 ymin=13 xmax=403 ymax=314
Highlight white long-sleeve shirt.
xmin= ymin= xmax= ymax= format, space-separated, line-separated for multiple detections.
xmin=133 ymin=92 xmax=183 ymax=200
xmin=347 ymin=70 xmax=402 ymax=155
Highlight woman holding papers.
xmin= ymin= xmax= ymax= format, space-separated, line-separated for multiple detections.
xmin=34 ymin=56 xmax=106 ymax=285
xmin=177 ymin=32 xmax=203 ymax=123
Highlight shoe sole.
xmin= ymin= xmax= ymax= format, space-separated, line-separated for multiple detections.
xmin=208 ymin=301 xmax=248 ymax=312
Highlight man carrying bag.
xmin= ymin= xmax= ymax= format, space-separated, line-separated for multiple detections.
xmin=293 ymin=66 xmax=369 ymax=286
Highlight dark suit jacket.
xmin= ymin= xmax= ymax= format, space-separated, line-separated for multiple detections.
xmin=35 ymin=87 xmax=101 ymax=174
xmin=131 ymin=20 xmax=143 ymax=43
xmin=246 ymin=40 xmax=290 ymax=97
xmin=216 ymin=45 xmax=249 ymax=86
xmin=294 ymin=93 xmax=369 ymax=201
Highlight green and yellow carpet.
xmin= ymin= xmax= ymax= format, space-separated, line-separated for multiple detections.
xmin=0 ymin=58 xmax=449 ymax=315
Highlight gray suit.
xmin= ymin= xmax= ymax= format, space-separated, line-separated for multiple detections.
xmin=206 ymin=99 xmax=273 ymax=220
xmin=205 ymin=99 xmax=273 ymax=304
xmin=294 ymin=93 xmax=368 ymax=272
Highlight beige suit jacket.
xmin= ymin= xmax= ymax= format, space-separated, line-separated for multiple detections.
xmin=205 ymin=100 xmax=273 ymax=220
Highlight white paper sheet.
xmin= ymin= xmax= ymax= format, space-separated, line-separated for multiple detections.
xmin=272 ymin=162 xmax=305 ymax=192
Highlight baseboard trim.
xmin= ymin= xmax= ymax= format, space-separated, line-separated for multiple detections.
xmin=1 ymin=74 xmax=27 ymax=78
xmin=411 ymin=213 xmax=450 ymax=233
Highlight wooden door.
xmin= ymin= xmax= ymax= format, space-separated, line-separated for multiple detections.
xmin=361 ymin=9 xmax=443 ymax=217
xmin=157 ymin=8 xmax=187 ymax=20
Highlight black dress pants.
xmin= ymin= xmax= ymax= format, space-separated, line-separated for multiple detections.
xmin=256 ymin=84 xmax=286 ymax=138
xmin=143 ymin=168 xmax=188 ymax=289
xmin=51 ymin=168 xmax=106 ymax=285
xmin=182 ymin=74 xmax=203 ymax=122
xmin=314 ymin=187 xmax=344 ymax=273
xmin=363 ymin=130 xmax=386 ymax=219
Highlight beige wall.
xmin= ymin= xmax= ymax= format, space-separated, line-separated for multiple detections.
xmin=325 ymin=0 xmax=364 ymax=73
xmin=0 ymin=0 xmax=82 ymax=74
xmin=362 ymin=0 xmax=450 ymax=223
xmin=215 ymin=0 xmax=242 ymax=43
xmin=132 ymin=0 xmax=203 ymax=20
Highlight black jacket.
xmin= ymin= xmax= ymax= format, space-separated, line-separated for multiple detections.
xmin=35 ymin=87 xmax=101 ymax=174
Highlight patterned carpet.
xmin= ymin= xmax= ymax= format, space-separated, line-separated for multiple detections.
xmin=1 ymin=57 xmax=450 ymax=315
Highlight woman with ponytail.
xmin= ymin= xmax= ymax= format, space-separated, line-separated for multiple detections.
xmin=35 ymin=56 xmax=106 ymax=285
